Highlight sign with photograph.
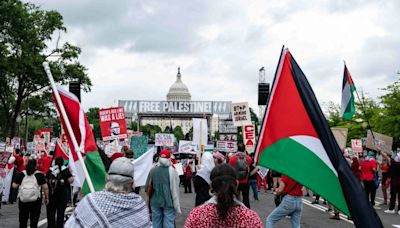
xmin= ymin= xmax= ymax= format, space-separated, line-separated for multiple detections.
xmin=351 ymin=139 xmax=363 ymax=153
xmin=155 ymin=133 xmax=175 ymax=147
xmin=0 ymin=151 xmax=12 ymax=169
xmin=231 ymin=102 xmax=251 ymax=126
xmin=99 ymin=107 xmax=128 ymax=141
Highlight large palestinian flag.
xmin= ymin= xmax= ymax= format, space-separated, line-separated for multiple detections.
xmin=51 ymin=87 xmax=107 ymax=195
xmin=255 ymin=48 xmax=382 ymax=228
xmin=340 ymin=64 xmax=356 ymax=119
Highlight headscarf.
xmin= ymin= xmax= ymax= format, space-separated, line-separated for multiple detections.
xmin=196 ymin=152 xmax=215 ymax=184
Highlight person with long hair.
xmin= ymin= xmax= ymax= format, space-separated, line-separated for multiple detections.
xmin=46 ymin=156 xmax=74 ymax=228
xmin=184 ymin=164 xmax=263 ymax=227
xmin=12 ymin=159 xmax=49 ymax=228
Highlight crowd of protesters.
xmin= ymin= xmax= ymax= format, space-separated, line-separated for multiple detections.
xmin=1 ymin=141 xmax=400 ymax=228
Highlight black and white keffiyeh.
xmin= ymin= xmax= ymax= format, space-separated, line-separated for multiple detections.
xmin=65 ymin=190 xmax=151 ymax=228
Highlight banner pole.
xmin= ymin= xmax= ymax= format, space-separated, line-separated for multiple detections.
xmin=43 ymin=62 xmax=95 ymax=193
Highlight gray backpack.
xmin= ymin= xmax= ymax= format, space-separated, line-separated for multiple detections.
xmin=18 ymin=171 xmax=40 ymax=203
xmin=234 ymin=152 xmax=249 ymax=179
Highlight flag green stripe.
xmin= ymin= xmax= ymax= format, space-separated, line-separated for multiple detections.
xmin=82 ymin=151 xmax=107 ymax=195
xmin=258 ymin=138 xmax=350 ymax=215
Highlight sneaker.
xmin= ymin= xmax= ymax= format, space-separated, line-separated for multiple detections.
xmin=326 ymin=208 xmax=332 ymax=212
xmin=329 ymin=214 xmax=340 ymax=220
xmin=384 ymin=209 xmax=395 ymax=214
xmin=312 ymin=200 xmax=319 ymax=205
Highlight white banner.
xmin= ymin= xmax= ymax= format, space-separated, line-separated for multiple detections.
xmin=175 ymin=163 xmax=184 ymax=176
xmin=155 ymin=133 xmax=175 ymax=147
xmin=231 ymin=102 xmax=251 ymax=126
xmin=1 ymin=168 xmax=13 ymax=202
xmin=132 ymin=147 xmax=155 ymax=186
xmin=192 ymin=118 xmax=208 ymax=146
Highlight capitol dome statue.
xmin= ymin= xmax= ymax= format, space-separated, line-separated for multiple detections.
xmin=166 ymin=67 xmax=192 ymax=101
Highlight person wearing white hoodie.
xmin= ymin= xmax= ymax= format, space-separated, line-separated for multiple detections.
xmin=193 ymin=152 xmax=215 ymax=206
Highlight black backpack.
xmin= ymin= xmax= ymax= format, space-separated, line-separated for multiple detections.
xmin=234 ymin=152 xmax=249 ymax=179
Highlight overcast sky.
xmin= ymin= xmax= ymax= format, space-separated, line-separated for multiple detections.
xmin=27 ymin=0 xmax=400 ymax=114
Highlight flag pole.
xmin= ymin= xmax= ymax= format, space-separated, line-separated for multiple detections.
xmin=43 ymin=62 xmax=95 ymax=193
xmin=343 ymin=62 xmax=377 ymax=145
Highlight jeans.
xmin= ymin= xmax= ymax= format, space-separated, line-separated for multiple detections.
xmin=249 ymin=179 xmax=258 ymax=200
xmin=151 ymin=206 xmax=175 ymax=228
xmin=266 ymin=195 xmax=303 ymax=228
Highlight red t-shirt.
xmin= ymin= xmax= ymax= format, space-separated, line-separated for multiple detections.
xmin=360 ymin=159 xmax=377 ymax=181
xmin=282 ymin=175 xmax=303 ymax=196
xmin=381 ymin=164 xmax=389 ymax=173
xmin=14 ymin=155 xmax=25 ymax=172
xmin=229 ymin=155 xmax=252 ymax=183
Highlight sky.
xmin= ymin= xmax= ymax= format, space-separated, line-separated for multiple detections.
xmin=27 ymin=0 xmax=400 ymax=115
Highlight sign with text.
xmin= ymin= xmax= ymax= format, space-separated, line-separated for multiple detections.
xmin=119 ymin=100 xmax=232 ymax=116
xmin=0 ymin=151 xmax=12 ymax=169
xmin=331 ymin=128 xmax=348 ymax=151
xmin=219 ymin=119 xmax=237 ymax=134
xmin=217 ymin=141 xmax=237 ymax=153
xmin=351 ymin=139 xmax=363 ymax=153
xmin=130 ymin=135 xmax=148 ymax=159
xmin=231 ymin=102 xmax=251 ymax=126
xmin=12 ymin=137 xmax=21 ymax=149
xmin=178 ymin=140 xmax=196 ymax=154
xmin=219 ymin=134 xmax=237 ymax=141
xmin=155 ymin=133 xmax=174 ymax=147
xmin=99 ymin=107 xmax=128 ymax=141
xmin=243 ymin=124 xmax=255 ymax=153
xmin=366 ymin=130 xmax=393 ymax=152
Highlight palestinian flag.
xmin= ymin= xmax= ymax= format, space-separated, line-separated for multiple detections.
xmin=51 ymin=87 xmax=106 ymax=195
xmin=340 ymin=64 xmax=356 ymax=119
xmin=255 ymin=48 xmax=382 ymax=228
xmin=53 ymin=140 xmax=69 ymax=161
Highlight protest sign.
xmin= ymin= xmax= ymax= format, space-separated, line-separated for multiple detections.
xmin=99 ymin=107 xmax=128 ymax=141
xmin=257 ymin=167 xmax=269 ymax=179
xmin=331 ymin=128 xmax=348 ymax=150
xmin=217 ymin=141 xmax=237 ymax=153
xmin=104 ymin=140 xmax=122 ymax=158
xmin=179 ymin=140 xmax=196 ymax=154
xmin=130 ymin=135 xmax=148 ymax=159
xmin=231 ymin=102 xmax=251 ymax=126
xmin=351 ymin=139 xmax=363 ymax=153
xmin=219 ymin=119 xmax=237 ymax=134
xmin=219 ymin=134 xmax=237 ymax=141
xmin=0 ymin=151 xmax=12 ymax=169
xmin=155 ymin=133 xmax=174 ymax=147
xmin=243 ymin=124 xmax=255 ymax=153
xmin=192 ymin=118 xmax=208 ymax=146
xmin=366 ymin=130 xmax=393 ymax=152
xmin=35 ymin=138 xmax=46 ymax=153
xmin=11 ymin=137 xmax=20 ymax=149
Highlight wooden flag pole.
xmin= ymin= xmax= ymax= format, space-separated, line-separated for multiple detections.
xmin=43 ymin=62 xmax=95 ymax=193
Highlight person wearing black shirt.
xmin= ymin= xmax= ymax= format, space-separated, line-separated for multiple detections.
xmin=46 ymin=156 xmax=74 ymax=228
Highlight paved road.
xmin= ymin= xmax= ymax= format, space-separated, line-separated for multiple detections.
xmin=1 ymin=187 xmax=399 ymax=227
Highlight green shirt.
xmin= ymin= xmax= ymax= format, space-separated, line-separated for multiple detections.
xmin=146 ymin=166 xmax=173 ymax=208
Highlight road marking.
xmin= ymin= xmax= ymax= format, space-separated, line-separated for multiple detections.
xmin=36 ymin=206 xmax=74 ymax=227
xmin=37 ymin=218 xmax=47 ymax=227
xmin=392 ymin=225 xmax=400 ymax=228
xmin=302 ymin=199 xmax=354 ymax=224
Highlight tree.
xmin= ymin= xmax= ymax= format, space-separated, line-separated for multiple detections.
xmin=131 ymin=120 xmax=138 ymax=131
xmin=0 ymin=0 xmax=91 ymax=138
xmin=249 ymin=107 xmax=259 ymax=135
xmin=380 ymin=79 xmax=400 ymax=145
xmin=86 ymin=107 xmax=101 ymax=139
xmin=173 ymin=126 xmax=184 ymax=142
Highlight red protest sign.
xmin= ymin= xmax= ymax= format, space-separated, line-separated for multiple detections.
xmin=243 ymin=124 xmax=255 ymax=153
xmin=99 ymin=107 xmax=128 ymax=141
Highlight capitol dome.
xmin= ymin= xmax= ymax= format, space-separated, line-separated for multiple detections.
xmin=167 ymin=67 xmax=192 ymax=101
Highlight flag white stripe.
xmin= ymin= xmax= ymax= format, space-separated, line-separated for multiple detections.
xmin=340 ymin=83 xmax=351 ymax=116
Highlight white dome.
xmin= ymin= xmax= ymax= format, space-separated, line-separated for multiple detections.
xmin=167 ymin=68 xmax=191 ymax=101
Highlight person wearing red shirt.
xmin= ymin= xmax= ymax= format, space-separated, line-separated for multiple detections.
xmin=14 ymin=149 xmax=25 ymax=172
xmin=266 ymin=175 xmax=303 ymax=228
xmin=228 ymin=145 xmax=252 ymax=208
xmin=381 ymin=161 xmax=390 ymax=205
xmin=36 ymin=151 xmax=52 ymax=174
xmin=359 ymin=151 xmax=378 ymax=206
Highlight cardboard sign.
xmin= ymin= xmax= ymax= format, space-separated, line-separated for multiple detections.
xmin=0 ymin=151 xmax=12 ymax=169
xmin=366 ymin=130 xmax=393 ymax=152
xmin=155 ymin=133 xmax=174 ymax=147
xmin=217 ymin=141 xmax=237 ymax=153
xmin=351 ymin=139 xmax=363 ymax=153
xmin=192 ymin=118 xmax=208 ymax=146
xmin=331 ymin=128 xmax=348 ymax=151
xmin=243 ymin=124 xmax=255 ymax=153
xmin=99 ymin=107 xmax=128 ymax=141
xmin=178 ymin=140 xmax=196 ymax=154
xmin=130 ymin=135 xmax=148 ymax=159
xmin=231 ymin=102 xmax=251 ymax=126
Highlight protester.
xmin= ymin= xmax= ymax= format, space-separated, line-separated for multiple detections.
xmin=0 ymin=174 xmax=3 ymax=215
xmin=359 ymin=151 xmax=378 ymax=206
xmin=193 ymin=152 xmax=215 ymax=206
xmin=271 ymin=170 xmax=282 ymax=193
xmin=249 ymin=162 xmax=259 ymax=200
xmin=212 ymin=152 xmax=225 ymax=165
xmin=184 ymin=164 xmax=263 ymax=228
xmin=382 ymin=150 xmax=400 ymax=215
xmin=266 ymin=175 xmax=303 ymax=228
xmin=12 ymin=159 xmax=49 ymax=228
xmin=183 ymin=160 xmax=193 ymax=193
xmin=65 ymin=157 xmax=151 ymax=227
xmin=37 ymin=150 xmax=52 ymax=174
xmin=229 ymin=145 xmax=252 ymax=208
xmin=381 ymin=160 xmax=390 ymax=205
xmin=351 ymin=157 xmax=361 ymax=181
xmin=46 ymin=156 xmax=74 ymax=228
xmin=146 ymin=150 xmax=181 ymax=228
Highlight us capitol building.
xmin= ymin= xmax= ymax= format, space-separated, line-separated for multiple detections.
xmin=119 ymin=68 xmax=232 ymax=136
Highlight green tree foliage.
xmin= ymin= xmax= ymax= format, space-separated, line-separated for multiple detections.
xmin=173 ymin=126 xmax=184 ymax=141
xmin=0 ymin=0 xmax=91 ymax=137
xmin=249 ymin=107 xmax=259 ymax=135
xmin=142 ymin=124 xmax=162 ymax=137
xmin=86 ymin=107 xmax=101 ymax=139
xmin=380 ymin=79 xmax=400 ymax=142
